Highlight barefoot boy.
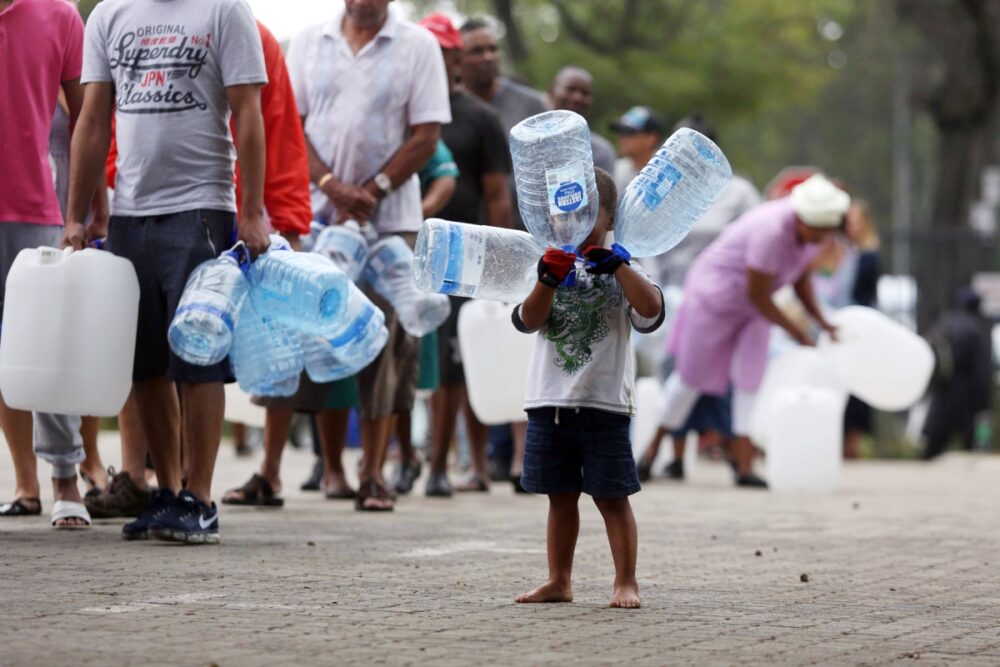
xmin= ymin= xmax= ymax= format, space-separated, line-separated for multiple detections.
xmin=512 ymin=167 xmax=664 ymax=608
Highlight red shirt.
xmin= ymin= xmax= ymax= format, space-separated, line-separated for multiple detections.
xmin=106 ymin=21 xmax=312 ymax=235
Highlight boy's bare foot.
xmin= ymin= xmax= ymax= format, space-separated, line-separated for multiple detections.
xmin=609 ymin=581 xmax=641 ymax=609
xmin=515 ymin=581 xmax=573 ymax=604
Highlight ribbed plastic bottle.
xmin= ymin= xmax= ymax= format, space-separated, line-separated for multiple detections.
xmin=230 ymin=300 xmax=303 ymax=397
xmin=302 ymin=281 xmax=389 ymax=382
xmin=615 ymin=128 xmax=733 ymax=257
xmin=414 ymin=218 xmax=544 ymax=302
xmin=248 ymin=235 xmax=349 ymax=335
xmin=363 ymin=236 xmax=450 ymax=337
xmin=312 ymin=220 xmax=369 ymax=281
xmin=168 ymin=245 xmax=251 ymax=366
xmin=509 ymin=110 xmax=599 ymax=249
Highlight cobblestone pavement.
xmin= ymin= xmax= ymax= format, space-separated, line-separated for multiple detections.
xmin=2 ymin=435 xmax=1000 ymax=667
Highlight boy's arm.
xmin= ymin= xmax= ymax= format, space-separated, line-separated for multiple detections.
xmin=614 ymin=264 xmax=663 ymax=320
xmin=513 ymin=282 xmax=557 ymax=333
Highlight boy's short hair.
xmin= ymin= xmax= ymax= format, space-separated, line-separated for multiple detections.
xmin=594 ymin=167 xmax=617 ymax=225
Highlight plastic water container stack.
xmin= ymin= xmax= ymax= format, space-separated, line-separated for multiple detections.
xmin=365 ymin=236 xmax=450 ymax=336
xmin=230 ymin=298 xmax=304 ymax=396
xmin=615 ymin=128 xmax=733 ymax=257
xmin=413 ymin=219 xmax=544 ymax=303
xmin=509 ymin=110 xmax=599 ymax=250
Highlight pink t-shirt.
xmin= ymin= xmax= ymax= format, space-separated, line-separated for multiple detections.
xmin=0 ymin=0 xmax=84 ymax=225
xmin=683 ymin=196 xmax=820 ymax=317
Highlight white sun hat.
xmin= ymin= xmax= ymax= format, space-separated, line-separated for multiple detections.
xmin=791 ymin=174 xmax=851 ymax=228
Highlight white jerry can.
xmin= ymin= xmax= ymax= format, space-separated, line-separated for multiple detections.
xmin=457 ymin=299 xmax=534 ymax=425
xmin=0 ymin=246 xmax=139 ymax=416
xmin=765 ymin=387 xmax=843 ymax=493
xmin=821 ymin=305 xmax=934 ymax=412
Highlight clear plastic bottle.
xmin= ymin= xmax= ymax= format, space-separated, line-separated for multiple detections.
xmin=414 ymin=218 xmax=544 ymax=302
xmin=248 ymin=236 xmax=349 ymax=336
xmin=302 ymin=281 xmax=389 ymax=382
xmin=230 ymin=300 xmax=303 ymax=397
xmin=312 ymin=220 xmax=369 ymax=281
xmin=509 ymin=110 xmax=599 ymax=249
xmin=168 ymin=246 xmax=251 ymax=366
xmin=615 ymin=128 xmax=733 ymax=258
xmin=363 ymin=236 xmax=450 ymax=337
xmin=299 ymin=220 xmax=327 ymax=253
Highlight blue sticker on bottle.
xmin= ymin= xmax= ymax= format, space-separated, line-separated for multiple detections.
xmin=638 ymin=159 xmax=682 ymax=210
xmin=546 ymin=163 xmax=588 ymax=216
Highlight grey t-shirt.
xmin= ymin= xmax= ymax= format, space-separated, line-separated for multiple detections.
xmin=82 ymin=0 xmax=266 ymax=217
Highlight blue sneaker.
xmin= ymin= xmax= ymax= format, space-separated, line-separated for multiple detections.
xmin=122 ymin=488 xmax=176 ymax=541
xmin=150 ymin=490 xmax=220 ymax=544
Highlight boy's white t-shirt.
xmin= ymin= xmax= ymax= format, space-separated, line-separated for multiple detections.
xmin=515 ymin=266 xmax=664 ymax=416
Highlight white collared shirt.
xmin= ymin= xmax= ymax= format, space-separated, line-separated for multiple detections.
xmin=286 ymin=7 xmax=451 ymax=233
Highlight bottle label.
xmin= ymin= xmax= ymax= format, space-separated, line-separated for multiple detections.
xmin=441 ymin=225 xmax=486 ymax=297
xmin=545 ymin=163 xmax=588 ymax=216
xmin=637 ymin=158 xmax=682 ymax=210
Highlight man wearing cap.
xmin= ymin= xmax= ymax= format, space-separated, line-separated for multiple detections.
xmin=610 ymin=106 xmax=666 ymax=191
xmin=416 ymin=13 xmax=513 ymax=497
xmin=548 ymin=66 xmax=616 ymax=174
xmin=655 ymin=175 xmax=849 ymax=487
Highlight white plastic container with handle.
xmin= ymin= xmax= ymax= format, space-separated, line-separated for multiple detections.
xmin=457 ymin=300 xmax=534 ymax=424
xmin=765 ymin=387 xmax=843 ymax=493
xmin=0 ymin=246 xmax=139 ymax=416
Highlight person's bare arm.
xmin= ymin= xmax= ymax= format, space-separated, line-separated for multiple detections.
xmin=517 ymin=281 xmax=557 ymax=332
xmin=361 ymin=122 xmax=440 ymax=203
xmin=421 ymin=176 xmax=456 ymax=218
xmin=482 ymin=172 xmax=512 ymax=229
xmin=793 ymin=271 xmax=837 ymax=338
xmin=64 ymin=82 xmax=113 ymax=250
xmin=303 ymin=120 xmax=377 ymax=223
xmin=747 ymin=268 xmax=812 ymax=345
xmin=227 ymin=83 xmax=269 ymax=257
xmin=614 ymin=265 xmax=662 ymax=319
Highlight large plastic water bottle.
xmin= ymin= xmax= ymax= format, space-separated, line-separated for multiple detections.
xmin=312 ymin=221 xmax=369 ymax=281
xmin=300 ymin=220 xmax=327 ymax=253
xmin=414 ymin=218 xmax=544 ymax=302
xmin=615 ymin=128 xmax=733 ymax=258
xmin=168 ymin=245 xmax=251 ymax=366
xmin=230 ymin=300 xmax=302 ymax=397
xmin=302 ymin=281 xmax=389 ymax=382
xmin=248 ymin=235 xmax=349 ymax=335
xmin=509 ymin=110 xmax=599 ymax=249
xmin=363 ymin=236 xmax=450 ymax=337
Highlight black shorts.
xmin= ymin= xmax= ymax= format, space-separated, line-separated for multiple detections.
xmin=522 ymin=407 xmax=641 ymax=499
xmin=107 ymin=209 xmax=237 ymax=384
xmin=437 ymin=296 xmax=468 ymax=386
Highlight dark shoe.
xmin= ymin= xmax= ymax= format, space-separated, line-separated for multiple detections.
xmin=736 ymin=473 xmax=768 ymax=489
xmin=86 ymin=468 xmax=150 ymax=519
xmin=0 ymin=497 xmax=41 ymax=516
xmin=222 ymin=473 xmax=284 ymax=507
xmin=354 ymin=479 xmax=394 ymax=512
xmin=636 ymin=459 xmax=653 ymax=482
xmin=151 ymin=491 xmax=220 ymax=544
xmin=425 ymin=471 xmax=453 ymax=498
xmin=511 ymin=475 xmax=531 ymax=494
xmin=300 ymin=458 xmax=323 ymax=492
xmin=391 ymin=459 xmax=422 ymax=495
xmin=663 ymin=459 xmax=685 ymax=480
xmin=122 ymin=488 xmax=175 ymax=541
xmin=489 ymin=458 xmax=511 ymax=482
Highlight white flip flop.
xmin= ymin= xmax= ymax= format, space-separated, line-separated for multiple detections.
xmin=51 ymin=500 xmax=92 ymax=529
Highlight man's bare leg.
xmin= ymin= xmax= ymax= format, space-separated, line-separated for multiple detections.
xmin=358 ymin=415 xmax=394 ymax=509
xmin=180 ymin=382 xmax=224 ymax=505
xmin=0 ymin=395 xmax=39 ymax=507
xmin=455 ymin=385 xmax=489 ymax=489
xmin=118 ymin=390 xmax=149 ymax=489
xmin=317 ymin=408 xmax=354 ymax=496
xmin=594 ymin=497 xmax=641 ymax=609
xmin=132 ymin=378 xmax=181 ymax=495
xmin=78 ymin=416 xmax=107 ymax=491
xmin=429 ymin=386 xmax=459 ymax=475
xmin=733 ymin=436 xmax=755 ymax=476
xmin=516 ymin=492 xmax=579 ymax=603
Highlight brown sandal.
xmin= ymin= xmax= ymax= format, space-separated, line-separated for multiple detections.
xmin=222 ymin=474 xmax=284 ymax=507
xmin=354 ymin=479 xmax=394 ymax=512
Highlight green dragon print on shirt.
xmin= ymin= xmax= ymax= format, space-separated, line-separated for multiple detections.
xmin=544 ymin=275 xmax=621 ymax=375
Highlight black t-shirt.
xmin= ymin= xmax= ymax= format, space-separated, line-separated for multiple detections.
xmin=438 ymin=91 xmax=511 ymax=224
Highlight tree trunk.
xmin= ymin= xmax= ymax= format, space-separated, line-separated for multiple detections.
xmin=492 ymin=0 xmax=528 ymax=64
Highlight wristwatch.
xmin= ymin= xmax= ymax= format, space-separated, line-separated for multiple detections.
xmin=373 ymin=172 xmax=393 ymax=197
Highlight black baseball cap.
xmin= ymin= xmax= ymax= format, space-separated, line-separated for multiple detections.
xmin=610 ymin=106 xmax=666 ymax=135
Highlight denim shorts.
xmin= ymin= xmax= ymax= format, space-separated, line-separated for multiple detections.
xmin=107 ymin=209 xmax=237 ymax=384
xmin=522 ymin=407 xmax=641 ymax=499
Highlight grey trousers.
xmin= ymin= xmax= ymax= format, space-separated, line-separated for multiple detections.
xmin=1 ymin=222 xmax=86 ymax=480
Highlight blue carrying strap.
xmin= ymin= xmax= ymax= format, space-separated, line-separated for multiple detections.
xmin=582 ymin=242 xmax=632 ymax=271
xmin=223 ymin=241 xmax=252 ymax=275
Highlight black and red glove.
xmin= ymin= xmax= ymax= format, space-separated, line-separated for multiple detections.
xmin=582 ymin=243 xmax=631 ymax=275
xmin=537 ymin=247 xmax=577 ymax=288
